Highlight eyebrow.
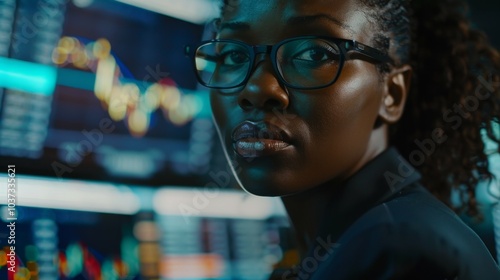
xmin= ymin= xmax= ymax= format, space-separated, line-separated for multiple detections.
xmin=219 ymin=21 xmax=251 ymax=32
xmin=287 ymin=14 xmax=354 ymax=33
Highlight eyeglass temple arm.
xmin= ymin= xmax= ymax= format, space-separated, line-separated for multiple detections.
xmin=346 ymin=41 xmax=394 ymax=64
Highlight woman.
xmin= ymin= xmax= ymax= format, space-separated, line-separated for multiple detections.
xmin=186 ymin=0 xmax=500 ymax=278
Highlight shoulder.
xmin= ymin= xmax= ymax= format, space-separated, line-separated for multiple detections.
xmin=311 ymin=184 xmax=500 ymax=280
xmin=343 ymin=183 xmax=485 ymax=249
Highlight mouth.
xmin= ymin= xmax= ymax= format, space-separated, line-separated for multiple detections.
xmin=232 ymin=121 xmax=292 ymax=158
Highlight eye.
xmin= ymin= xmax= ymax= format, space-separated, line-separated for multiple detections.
xmin=293 ymin=45 xmax=339 ymax=62
xmin=284 ymin=39 xmax=341 ymax=65
xmin=216 ymin=42 xmax=250 ymax=66
xmin=220 ymin=50 xmax=249 ymax=65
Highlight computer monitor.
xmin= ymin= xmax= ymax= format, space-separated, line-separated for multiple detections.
xmin=0 ymin=0 xmax=221 ymax=187
xmin=0 ymin=174 xmax=292 ymax=280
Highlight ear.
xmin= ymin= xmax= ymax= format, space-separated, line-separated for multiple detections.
xmin=378 ymin=65 xmax=412 ymax=124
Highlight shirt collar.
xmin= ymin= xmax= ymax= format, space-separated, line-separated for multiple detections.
xmin=315 ymin=147 xmax=422 ymax=242
xmin=343 ymin=146 xmax=422 ymax=202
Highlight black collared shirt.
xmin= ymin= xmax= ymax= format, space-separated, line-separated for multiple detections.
xmin=270 ymin=147 xmax=500 ymax=280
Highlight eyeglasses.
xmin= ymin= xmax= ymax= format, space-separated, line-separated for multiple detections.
xmin=185 ymin=36 xmax=393 ymax=90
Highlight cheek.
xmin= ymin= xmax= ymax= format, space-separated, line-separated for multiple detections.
xmin=300 ymin=69 xmax=383 ymax=173
xmin=331 ymin=64 xmax=381 ymax=129
xmin=312 ymin=76 xmax=380 ymax=133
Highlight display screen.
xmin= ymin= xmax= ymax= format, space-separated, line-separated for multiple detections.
xmin=0 ymin=175 xmax=292 ymax=280
xmin=1 ymin=206 xmax=140 ymax=280
xmin=0 ymin=0 xmax=219 ymax=187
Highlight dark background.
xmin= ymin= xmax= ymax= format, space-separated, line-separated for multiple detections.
xmin=469 ymin=0 xmax=500 ymax=48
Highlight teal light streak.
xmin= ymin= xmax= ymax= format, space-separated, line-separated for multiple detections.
xmin=0 ymin=57 xmax=57 ymax=96
xmin=0 ymin=57 xmax=212 ymax=119
xmin=57 ymin=68 xmax=96 ymax=91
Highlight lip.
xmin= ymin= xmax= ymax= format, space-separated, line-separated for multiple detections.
xmin=232 ymin=121 xmax=292 ymax=158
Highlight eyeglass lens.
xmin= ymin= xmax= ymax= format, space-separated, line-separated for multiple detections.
xmin=194 ymin=38 xmax=343 ymax=89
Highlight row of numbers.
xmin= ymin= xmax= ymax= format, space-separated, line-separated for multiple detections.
xmin=7 ymin=165 xmax=16 ymax=219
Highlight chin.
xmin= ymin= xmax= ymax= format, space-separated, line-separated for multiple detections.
xmin=230 ymin=167 xmax=276 ymax=196
xmin=232 ymin=168 xmax=300 ymax=197
xmin=221 ymin=140 xmax=304 ymax=197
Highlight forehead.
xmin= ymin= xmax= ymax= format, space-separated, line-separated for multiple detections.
xmin=219 ymin=0 xmax=370 ymax=40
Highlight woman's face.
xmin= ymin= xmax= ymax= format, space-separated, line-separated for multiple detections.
xmin=211 ymin=0 xmax=387 ymax=196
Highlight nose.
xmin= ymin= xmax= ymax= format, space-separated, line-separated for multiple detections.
xmin=237 ymin=59 xmax=289 ymax=111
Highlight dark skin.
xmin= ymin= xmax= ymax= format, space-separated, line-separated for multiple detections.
xmin=211 ymin=0 xmax=412 ymax=256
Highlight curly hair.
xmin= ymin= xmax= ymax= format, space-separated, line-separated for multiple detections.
xmin=362 ymin=0 xmax=500 ymax=218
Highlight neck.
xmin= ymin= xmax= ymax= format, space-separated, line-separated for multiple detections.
xmin=281 ymin=126 xmax=388 ymax=257
xmin=280 ymin=183 xmax=339 ymax=257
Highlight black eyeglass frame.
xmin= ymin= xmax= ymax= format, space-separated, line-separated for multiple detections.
xmin=185 ymin=36 xmax=394 ymax=90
